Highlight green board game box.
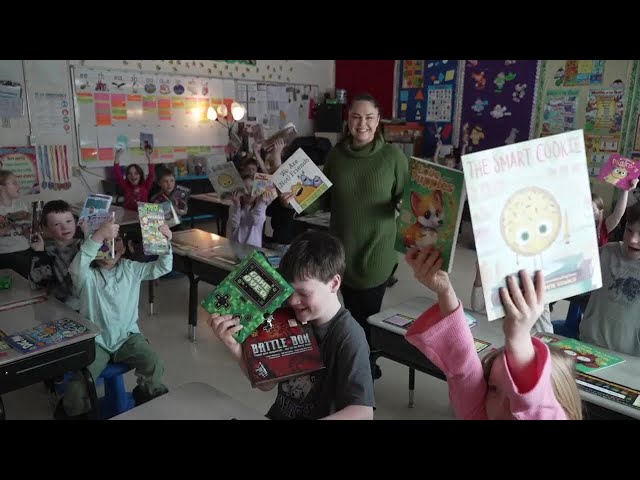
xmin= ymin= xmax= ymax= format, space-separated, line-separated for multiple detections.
xmin=200 ymin=250 xmax=294 ymax=343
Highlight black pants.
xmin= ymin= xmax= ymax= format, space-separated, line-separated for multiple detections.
xmin=341 ymin=281 xmax=387 ymax=345
xmin=0 ymin=249 xmax=31 ymax=279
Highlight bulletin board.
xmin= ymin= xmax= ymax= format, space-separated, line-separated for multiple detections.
xmin=71 ymin=66 xmax=237 ymax=167
xmin=457 ymin=60 xmax=542 ymax=154
xmin=396 ymin=60 xmax=462 ymax=157
xmin=71 ymin=66 xmax=319 ymax=168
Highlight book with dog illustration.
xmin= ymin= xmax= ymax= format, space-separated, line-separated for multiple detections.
xmin=242 ymin=307 xmax=324 ymax=387
xmin=271 ymin=148 xmax=332 ymax=214
xmin=462 ymin=130 xmax=602 ymax=321
xmin=395 ymin=157 xmax=466 ymax=273
xmin=597 ymin=154 xmax=640 ymax=190
xmin=535 ymin=333 xmax=624 ymax=373
xmin=200 ymin=250 xmax=295 ymax=344
xmin=137 ymin=202 xmax=170 ymax=255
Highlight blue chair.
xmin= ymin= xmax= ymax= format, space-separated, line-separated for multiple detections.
xmin=551 ymin=300 xmax=583 ymax=339
xmin=55 ymin=362 xmax=135 ymax=419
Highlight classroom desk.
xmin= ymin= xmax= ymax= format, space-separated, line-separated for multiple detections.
xmin=294 ymin=210 xmax=330 ymax=231
xmin=189 ymin=193 xmax=233 ymax=235
xmin=367 ymin=296 xmax=640 ymax=420
xmin=112 ymin=381 xmax=267 ymax=420
xmin=0 ymin=269 xmax=47 ymax=311
xmin=0 ymin=297 xmax=101 ymax=420
xmin=171 ymin=229 xmax=280 ymax=342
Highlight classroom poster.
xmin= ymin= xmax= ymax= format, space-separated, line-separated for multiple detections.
xmin=0 ymin=146 xmax=40 ymax=194
xmin=584 ymin=88 xmax=624 ymax=135
xmin=398 ymin=60 xmax=461 ymax=157
xmin=402 ymin=60 xmax=424 ymax=89
xmin=563 ymin=60 xmax=606 ymax=86
xmin=459 ymin=60 xmax=541 ymax=154
xmin=540 ymin=89 xmax=579 ymax=136
xmin=33 ymin=92 xmax=71 ymax=136
xmin=584 ymin=134 xmax=620 ymax=177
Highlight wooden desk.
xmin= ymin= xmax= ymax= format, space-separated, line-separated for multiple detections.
xmin=112 ymin=382 xmax=267 ymax=420
xmin=190 ymin=193 xmax=233 ymax=235
xmin=367 ymin=296 xmax=640 ymax=420
xmin=171 ymin=229 xmax=281 ymax=342
xmin=0 ymin=269 xmax=47 ymax=312
xmin=0 ymin=298 xmax=101 ymax=419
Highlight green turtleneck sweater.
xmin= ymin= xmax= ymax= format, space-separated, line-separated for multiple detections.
xmin=307 ymin=136 xmax=409 ymax=289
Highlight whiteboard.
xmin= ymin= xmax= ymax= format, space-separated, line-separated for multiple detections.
xmin=71 ymin=66 xmax=319 ymax=167
xmin=71 ymin=66 xmax=235 ymax=166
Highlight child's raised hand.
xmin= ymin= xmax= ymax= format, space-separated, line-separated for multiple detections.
xmin=500 ymin=270 xmax=545 ymax=343
xmin=206 ymin=312 xmax=242 ymax=361
xmin=231 ymin=190 xmax=242 ymax=205
xmin=279 ymin=191 xmax=294 ymax=208
xmin=93 ymin=221 xmax=120 ymax=244
xmin=631 ymin=178 xmax=639 ymax=191
xmin=159 ymin=224 xmax=172 ymax=241
xmin=261 ymin=190 xmax=277 ymax=204
xmin=31 ymin=232 xmax=44 ymax=252
xmin=405 ymin=245 xmax=451 ymax=296
xmin=273 ymin=138 xmax=285 ymax=155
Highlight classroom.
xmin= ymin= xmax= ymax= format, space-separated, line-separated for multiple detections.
xmin=0 ymin=59 xmax=638 ymax=420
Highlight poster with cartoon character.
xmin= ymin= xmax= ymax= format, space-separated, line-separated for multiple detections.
xmin=271 ymin=148 xmax=332 ymax=214
xmin=458 ymin=60 xmax=541 ymax=155
xmin=563 ymin=60 xmax=606 ymax=86
xmin=540 ymin=89 xmax=579 ymax=137
xmin=462 ymin=130 xmax=602 ymax=321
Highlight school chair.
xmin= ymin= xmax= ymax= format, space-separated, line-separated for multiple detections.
xmin=551 ymin=299 xmax=584 ymax=339
xmin=55 ymin=362 xmax=135 ymax=419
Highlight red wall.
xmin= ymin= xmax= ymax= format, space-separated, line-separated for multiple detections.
xmin=335 ymin=60 xmax=395 ymax=118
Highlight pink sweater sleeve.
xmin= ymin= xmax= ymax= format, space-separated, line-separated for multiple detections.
xmin=144 ymin=163 xmax=156 ymax=190
xmin=405 ymin=302 xmax=488 ymax=420
xmin=405 ymin=303 xmax=567 ymax=420
xmin=114 ymin=164 xmax=128 ymax=190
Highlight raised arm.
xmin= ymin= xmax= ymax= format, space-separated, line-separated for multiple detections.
xmin=143 ymin=150 xmax=156 ymax=189
xmin=605 ymin=178 xmax=638 ymax=233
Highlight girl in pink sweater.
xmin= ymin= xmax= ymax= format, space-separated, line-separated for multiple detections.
xmin=404 ymin=246 xmax=582 ymax=420
xmin=114 ymin=147 xmax=156 ymax=211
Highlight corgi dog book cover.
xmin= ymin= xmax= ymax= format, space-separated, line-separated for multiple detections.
xmin=395 ymin=157 xmax=466 ymax=272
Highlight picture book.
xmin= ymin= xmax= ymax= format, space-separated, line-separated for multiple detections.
xmin=597 ymin=154 xmax=640 ymax=190
xmin=208 ymin=161 xmax=245 ymax=197
xmin=137 ymin=202 xmax=169 ymax=255
xmin=114 ymin=134 xmax=129 ymax=152
xmin=251 ymin=172 xmax=276 ymax=198
xmin=171 ymin=184 xmax=191 ymax=210
xmin=264 ymin=122 xmax=297 ymax=151
xmin=242 ymin=307 xmax=324 ymax=387
xmin=271 ymin=148 xmax=332 ymax=214
xmin=535 ymin=333 xmax=625 ymax=374
xmin=200 ymin=250 xmax=295 ymax=344
xmin=140 ymin=132 xmax=154 ymax=151
xmin=462 ymin=130 xmax=602 ymax=321
xmin=3 ymin=317 xmax=90 ymax=354
xmin=395 ymin=157 xmax=466 ymax=273
xmin=157 ymin=198 xmax=181 ymax=228
xmin=79 ymin=193 xmax=112 ymax=219
xmin=86 ymin=211 xmax=116 ymax=259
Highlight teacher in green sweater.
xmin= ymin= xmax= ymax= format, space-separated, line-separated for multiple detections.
xmin=292 ymin=93 xmax=409 ymax=356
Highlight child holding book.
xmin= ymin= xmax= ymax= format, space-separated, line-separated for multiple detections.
xmin=592 ymin=177 xmax=638 ymax=247
xmin=580 ymin=202 xmax=640 ymax=357
xmin=113 ymin=146 xmax=156 ymax=211
xmin=470 ymin=260 xmax=553 ymax=334
xmin=57 ymin=219 xmax=172 ymax=419
xmin=227 ymin=174 xmax=277 ymax=248
xmin=29 ymin=201 xmax=83 ymax=311
xmin=205 ymin=230 xmax=375 ymax=420
xmin=405 ymin=245 xmax=582 ymax=420
xmin=0 ymin=170 xmax=31 ymax=278
xmin=151 ymin=169 xmax=188 ymax=227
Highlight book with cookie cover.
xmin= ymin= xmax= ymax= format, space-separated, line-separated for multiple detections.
xmin=462 ymin=130 xmax=602 ymax=321
xmin=395 ymin=157 xmax=466 ymax=272
xmin=200 ymin=250 xmax=295 ymax=343
xmin=242 ymin=307 xmax=324 ymax=387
